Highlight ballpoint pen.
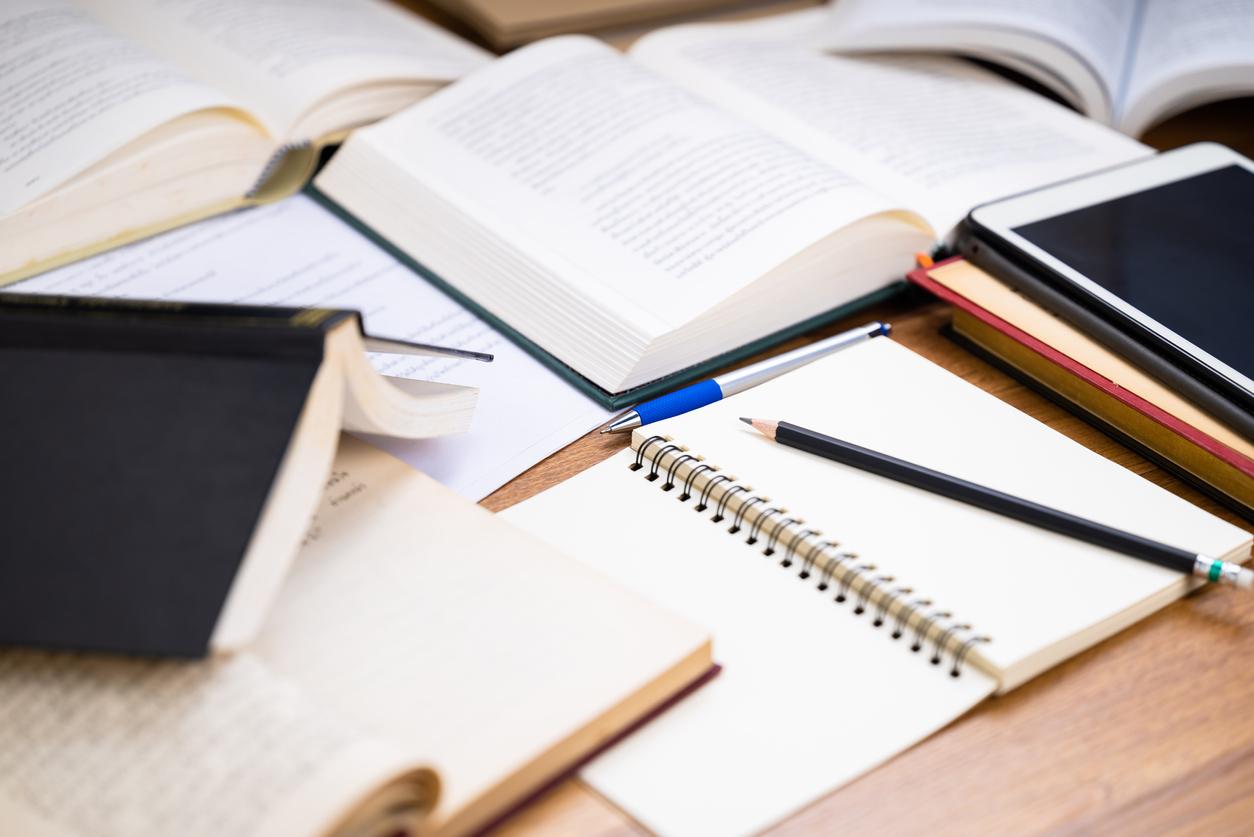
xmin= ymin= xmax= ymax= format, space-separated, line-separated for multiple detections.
xmin=602 ymin=321 xmax=889 ymax=434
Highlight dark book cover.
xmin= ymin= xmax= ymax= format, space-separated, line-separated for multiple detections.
xmin=0 ymin=294 xmax=353 ymax=657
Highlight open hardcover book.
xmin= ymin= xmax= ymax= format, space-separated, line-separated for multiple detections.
xmin=502 ymin=338 xmax=1251 ymax=836
xmin=0 ymin=439 xmax=714 ymax=837
xmin=314 ymin=10 xmax=1148 ymax=408
xmin=0 ymin=0 xmax=488 ymax=282
xmin=823 ymin=0 xmax=1254 ymax=137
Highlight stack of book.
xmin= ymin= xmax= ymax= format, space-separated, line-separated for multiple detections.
xmin=910 ymin=258 xmax=1254 ymax=522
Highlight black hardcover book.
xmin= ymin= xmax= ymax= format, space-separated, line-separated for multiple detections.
xmin=0 ymin=294 xmax=478 ymax=657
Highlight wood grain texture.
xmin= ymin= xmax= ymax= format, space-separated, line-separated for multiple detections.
xmin=484 ymin=301 xmax=1254 ymax=837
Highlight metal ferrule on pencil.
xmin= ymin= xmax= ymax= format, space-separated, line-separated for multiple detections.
xmin=1192 ymin=555 xmax=1254 ymax=589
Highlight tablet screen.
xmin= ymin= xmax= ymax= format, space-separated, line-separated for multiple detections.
xmin=1012 ymin=165 xmax=1253 ymax=380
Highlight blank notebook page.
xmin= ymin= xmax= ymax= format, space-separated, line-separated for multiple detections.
xmin=646 ymin=338 xmax=1250 ymax=690
xmin=503 ymin=337 xmax=1249 ymax=836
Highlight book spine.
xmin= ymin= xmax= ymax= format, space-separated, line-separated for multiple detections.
xmin=906 ymin=268 xmax=1254 ymax=478
xmin=627 ymin=434 xmax=991 ymax=678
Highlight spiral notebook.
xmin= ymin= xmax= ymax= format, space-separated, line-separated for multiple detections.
xmin=502 ymin=338 xmax=1250 ymax=837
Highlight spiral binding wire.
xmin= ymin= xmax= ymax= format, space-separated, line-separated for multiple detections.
xmin=630 ymin=435 xmax=990 ymax=677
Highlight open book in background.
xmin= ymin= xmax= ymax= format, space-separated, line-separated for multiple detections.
xmin=0 ymin=294 xmax=477 ymax=658
xmin=0 ymin=438 xmax=713 ymax=837
xmin=502 ymin=338 xmax=1251 ymax=836
xmin=823 ymin=0 xmax=1254 ymax=137
xmin=0 ymin=0 xmax=488 ymax=284
xmin=314 ymin=9 xmax=1147 ymax=408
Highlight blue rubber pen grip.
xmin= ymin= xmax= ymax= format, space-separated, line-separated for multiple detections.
xmin=634 ymin=379 xmax=723 ymax=425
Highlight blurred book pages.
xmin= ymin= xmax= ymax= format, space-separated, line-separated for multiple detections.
xmin=0 ymin=0 xmax=490 ymax=282
xmin=0 ymin=438 xmax=712 ymax=837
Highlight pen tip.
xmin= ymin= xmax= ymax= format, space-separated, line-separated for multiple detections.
xmin=739 ymin=417 xmax=752 ymax=425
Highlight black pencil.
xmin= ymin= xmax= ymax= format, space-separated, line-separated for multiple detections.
xmin=740 ymin=418 xmax=1252 ymax=590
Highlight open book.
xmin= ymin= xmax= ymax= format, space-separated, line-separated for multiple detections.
xmin=314 ymin=10 xmax=1147 ymax=407
xmin=823 ymin=0 xmax=1254 ymax=137
xmin=502 ymin=338 xmax=1251 ymax=836
xmin=0 ymin=438 xmax=713 ymax=837
xmin=0 ymin=0 xmax=488 ymax=282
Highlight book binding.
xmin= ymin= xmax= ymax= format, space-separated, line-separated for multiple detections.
xmin=629 ymin=433 xmax=991 ymax=676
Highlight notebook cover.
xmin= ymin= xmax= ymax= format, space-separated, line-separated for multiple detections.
xmin=309 ymin=185 xmax=907 ymax=410
xmin=0 ymin=295 xmax=348 ymax=657
xmin=908 ymin=263 xmax=1254 ymax=478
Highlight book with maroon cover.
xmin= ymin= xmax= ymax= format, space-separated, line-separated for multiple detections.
xmin=908 ymin=261 xmax=1254 ymax=520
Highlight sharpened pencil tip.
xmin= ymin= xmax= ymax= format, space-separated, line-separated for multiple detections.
xmin=742 ymin=418 xmax=779 ymax=440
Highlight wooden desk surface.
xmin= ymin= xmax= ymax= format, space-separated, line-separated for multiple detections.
xmin=480 ymin=298 xmax=1254 ymax=836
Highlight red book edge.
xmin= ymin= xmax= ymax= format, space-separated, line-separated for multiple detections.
xmin=471 ymin=662 xmax=723 ymax=836
xmin=907 ymin=261 xmax=1254 ymax=480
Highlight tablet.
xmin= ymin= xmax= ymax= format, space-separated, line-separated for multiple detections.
xmin=963 ymin=143 xmax=1254 ymax=414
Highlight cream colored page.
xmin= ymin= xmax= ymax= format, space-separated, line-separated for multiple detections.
xmin=0 ymin=651 xmax=418 ymax=837
xmin=91 ymin=0 xmax=489 ymax=137
xmin=502 ymin=448 xmax=994 ymax=837
xmin=12 ymin=195 xmax=610 ymax=501
xmin=1120 ymin=0 xmax=1254 ymax=134
xmin=824 ymin=0 xmax=1137 ymax=113
xmin=631 ymin=11 xmax=1150 ymax=234
xmin=647 ymin=339 xmax=1251 ymax=684
xmin=0 ymin=0 xmax=243 ymax=214
xmin=339 ymin=35 xmax=900 ymax=331
xmin=252 ymin=438 xmax=709 ymax=831
xmin=932 ymin=260 xmax=1254 ymax=460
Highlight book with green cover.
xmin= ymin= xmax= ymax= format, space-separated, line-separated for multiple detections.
xmin=310 ymin=185 xmax=901 ymax=409
xmin=310 ymin=13 xmax=1147 ymax=406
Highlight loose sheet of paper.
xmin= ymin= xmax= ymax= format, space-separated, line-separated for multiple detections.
xmin=11 ymin=195 xmax=610 ymax=500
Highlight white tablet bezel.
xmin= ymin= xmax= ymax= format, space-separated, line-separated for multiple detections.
xmin=969 ymin=142 xmax=1254 ymax=400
